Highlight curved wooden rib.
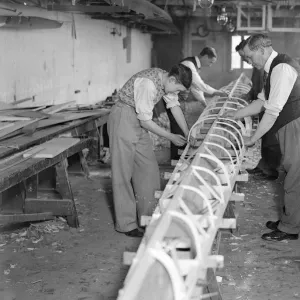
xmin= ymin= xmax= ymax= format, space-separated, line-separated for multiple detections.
xmin=117 ymin=73 xmax=255 ymax=300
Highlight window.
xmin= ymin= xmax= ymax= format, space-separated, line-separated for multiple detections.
xmin=231 ymin=35 xmax=252 ymax=70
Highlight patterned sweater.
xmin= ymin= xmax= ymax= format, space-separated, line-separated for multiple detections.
xmin=118 ymin=68 xmax=167 ymax=108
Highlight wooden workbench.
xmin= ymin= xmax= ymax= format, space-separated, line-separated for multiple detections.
xmin=0 ymin=109 xmax=110 ymax=227
xmin=0 ymin=138 xmax=93 ymax=227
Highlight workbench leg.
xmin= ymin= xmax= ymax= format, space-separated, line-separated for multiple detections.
xmin=72 ymin=127 xmax=90 ymax=177
xmin=78 ymin=151 xmax=90 ymax=178
xmin=25 ymin=174 xmax=38 ymax=199
xmin=233 ymin=183 xmax=242 ymax=234
xmin=214 ymin=230 xmax=222 ymax=256
xmin=55 ymin=159 xmax=79 ymax=228
xmin=95 ymin=120 xmax=103 ymax=160
xmin=202 ymin=231 xmax=223 ymax=300
xmin=206 ymin=268 xmax=223 ymax=300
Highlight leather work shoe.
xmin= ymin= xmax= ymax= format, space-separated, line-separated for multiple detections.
xmin=124 ymin=228 xmax=144 ymax=238
xmin=266 ymin=220 xmax=280 ymax=230
xmin=261 ymin=230 xmax=298 ymax=241
xmin=246 ymin=167 xmax=264 ymax=174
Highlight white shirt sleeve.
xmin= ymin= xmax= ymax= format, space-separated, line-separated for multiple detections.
xmin=181 ymin=60 xmax=217 ymax=95
xmin=257 ymin=89 xmax=265 ymax=101
xmin=134 ymin=78 xmax=157 ymax=121
xmin=191 ymin=89 xmax=206 ymax=103
xmin=264 ymin=63 xmax=298 ymax=116
xmin=163 ymin=92 xmax=180 ymax=109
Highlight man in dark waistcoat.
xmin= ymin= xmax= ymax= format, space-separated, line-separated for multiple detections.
xmin=236 ymin=39 xmax=281 ymax=180
xmin=224 ymin=34 xmax=300 ymax=241
xmin=165 ymin=47 xmax=227 ymax=160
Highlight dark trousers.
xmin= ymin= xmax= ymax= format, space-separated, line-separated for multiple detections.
xmin=165 ymin=106 xmax=185 ymax=160
xmin=258 ymin=112 xmax=281 ymax=175
xmin=161 ymin=93 xmax=188 ymax=160
xmin=259 ymin=133 xmax=281 ymax=175
xmin=276 ymin=117 xmax=300 ymax=234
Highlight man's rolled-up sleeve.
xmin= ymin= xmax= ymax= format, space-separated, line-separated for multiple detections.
xmin=163 ymin=92 xmax=180 ymax=109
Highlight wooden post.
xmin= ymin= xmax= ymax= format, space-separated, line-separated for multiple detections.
xmin=25 ymin=175 xmax=38 ymax=199
xmin=55 ymin=159 xmax=79 ymax=227
xmin=72 ymin=127 xmax=90 ymax=177
xmin=182 ymin=18 xmax=192 ymax=57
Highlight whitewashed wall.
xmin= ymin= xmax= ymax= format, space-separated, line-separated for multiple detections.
xmin=0 ymin=7 xmax=152 ymax=107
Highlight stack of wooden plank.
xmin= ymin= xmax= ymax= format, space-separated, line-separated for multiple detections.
xmin=0 ymin=101 xmax=110 ymax=144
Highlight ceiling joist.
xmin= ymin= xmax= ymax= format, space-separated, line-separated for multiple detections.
xmin=154 ymin=0 xmax=300 ymax=5
xmin=103 ymin=0 xmax=172 ymax=22
xmin=0 ymin=0 xmax=179 ymax=34
xmin=47 ymin=4 xmax=130 ymax=13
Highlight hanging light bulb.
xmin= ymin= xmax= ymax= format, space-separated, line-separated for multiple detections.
xmin=217 ymin=6 xmax=228 ymax=26
xmin=198 ymin=0 xmax=214 ymax=9
xmin=226 ymin=18 xmax=236 ymax=32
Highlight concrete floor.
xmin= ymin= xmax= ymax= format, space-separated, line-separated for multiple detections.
xmin=0 ymin=171 xmax=136 ymax=300
xmin=220 ymin=176 xmax=300 ymax=300
xmin=0 ymin=160 xmax=300 ymax=300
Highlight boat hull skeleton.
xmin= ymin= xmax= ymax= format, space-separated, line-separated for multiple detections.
xmin=118 ymin=73 xmax=254 ymax=300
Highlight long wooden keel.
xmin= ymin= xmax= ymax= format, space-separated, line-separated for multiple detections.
xmin=118 ymin=73 xmax=254 ymax=300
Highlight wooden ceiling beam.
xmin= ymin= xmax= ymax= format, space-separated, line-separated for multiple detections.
xmin=47 ymin=4 xmax=130 ymax=13
xmin=102 ymin=0 xmax=172 ymax=22
xmin=154 ymin=0 xmax=300 ymax=6
xmin=180 ymin=7 xmax=300 ymax=18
